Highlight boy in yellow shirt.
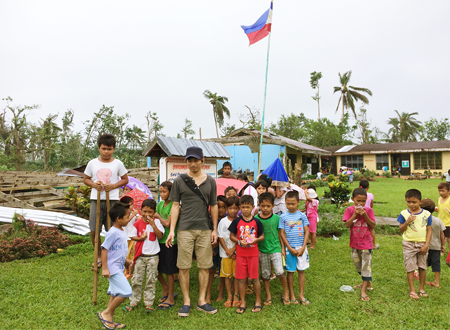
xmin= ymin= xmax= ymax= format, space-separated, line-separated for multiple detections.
xmin=397 ymin=189 xmax=432 ymax=300
xmin=436 ymin=182 xmax=450 ymax=251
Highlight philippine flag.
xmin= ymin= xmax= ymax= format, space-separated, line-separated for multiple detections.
xmin=241 ymin=0 xmax=273 ymax=46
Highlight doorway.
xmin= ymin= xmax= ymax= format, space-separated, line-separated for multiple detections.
xmin=391 ymin=153 xmax=411 ymax=175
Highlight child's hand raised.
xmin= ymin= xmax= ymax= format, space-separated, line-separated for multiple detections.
xmin=407 ymin=215 xmax=416 ymax=223
xmin=135 ymin=214 xmax=142 ymax=221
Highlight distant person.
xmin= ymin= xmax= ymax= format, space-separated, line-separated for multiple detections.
xmin=443 ymin=169 xmax=450 ymax=183
xmin=397 ymin=189 xmax=432 ymax=300
xmin=348 ymin=172 xmax=354 ymax=186
xmin=84 ymin=133 xmax=129 ymax=270
xmin=219 ymin=161 xmax=237 ymax=179
xmin=166 ymin=146 xmax=219 ymax=317
xmin=224 ymin=186 xmax=238 ymax=198
xmin=343 ymin=188 xmax=376 ymax=301
xmin=97 ymin=203 xmax=132 ymax=330
xmin=305 ymin=188 xmax=319 ymax=249
xmin=237 ymin=173 xmax=258 ymax=202
xmin=316 ymin=171 xmax=322 ymax=180
xmin=420 ymin=199 xmax=445 ymax=289
xmin=436 ymin=182 xmax=450 ymax=252
xmin=359 ymin=180 xmax=379 ymax=249
xmin=274 ymin=186 xmax=287 ymax=215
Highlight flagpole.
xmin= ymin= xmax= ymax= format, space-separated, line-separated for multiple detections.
xmin=257 ymin=31 xmax=272 ymax=178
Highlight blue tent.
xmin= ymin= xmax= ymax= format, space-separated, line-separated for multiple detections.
xmin=261 ymin=158 xmax=290 ymax=187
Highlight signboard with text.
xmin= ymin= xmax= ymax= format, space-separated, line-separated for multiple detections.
xmin=402 ymin=160 xmax=409 ymax=168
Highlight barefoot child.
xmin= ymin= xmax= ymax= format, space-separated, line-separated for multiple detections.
xmin=124 ymin=199 xmax=164 ymax=312
xmin=343 ymin=188 xmax=376 ymax=301
xmin=97 ymin=202 xmax=132 ymax=330
xmin=155 ymin=181 xmax=179 ymax=309
xmin=229 ymin=195 xmax=265 ymax=313
xmin=206 ymin=195 xmax=227 ymax=303
xmin=305 ymin=188 xmax=319 ymax=249
xmin=359 ymin=180 xmax=379 ymax=249
xmin=421 ymin=199 xmax=446 ymax=288
xmin=256 ymin=193 xmax=289 ymax=306
xmin=84 ymin=133 xmax=129 ymax=270
xmin=279 ymin=191 xmax=310 ymax=305
xmin=397 ymin=189 xmax=432 ymax=300
xmin=218 ymin=196 xmax=240 ymax=308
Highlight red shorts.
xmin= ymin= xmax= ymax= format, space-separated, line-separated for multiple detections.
xmin=235 ymin=255 xmax=259 ymax=280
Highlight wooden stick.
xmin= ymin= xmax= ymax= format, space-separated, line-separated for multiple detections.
xmin=106 ymin=191 xmax=111 ymax=230
xmin=93 ymin=190 xmax=101 ymax=305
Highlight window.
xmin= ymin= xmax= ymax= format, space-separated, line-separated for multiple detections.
xmin=341 ymin=155 xmax=363 ymax=170
xmin=376 ymin=155 xmax=389 ymax=170
xmin=413 ymin=152 xmax=442 ymax=170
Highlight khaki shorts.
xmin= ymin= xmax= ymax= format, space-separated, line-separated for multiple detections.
xmin=402 ymin=240 xmax=428 ymax=272
xmin=177 ymin=230 xmax=213 ymax=269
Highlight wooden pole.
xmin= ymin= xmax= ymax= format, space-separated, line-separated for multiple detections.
xmin=93 ymin=190 xmax=101 ymax=305
xmin=106 ymin=191 xmax=111 ymax=230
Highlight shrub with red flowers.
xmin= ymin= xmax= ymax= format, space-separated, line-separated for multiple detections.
xmin=0 ymin=219 xmax=73 ymax=263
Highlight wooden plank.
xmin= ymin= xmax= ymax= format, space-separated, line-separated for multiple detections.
xmin=11 ymin=189 xmax=65 ymax=197
xmin=0 ymin=185 xmax=53 ymax=192
xmin=27 ymin=196 xmax=65 ymax=204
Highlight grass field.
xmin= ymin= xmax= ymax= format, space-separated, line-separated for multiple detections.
xmin=1 ymin=177 xmax=449 ymax=329
xmin=315 ymin=177 xmax=444 ymax=218
xmin=1 ymin=232 xmax=449 ymax=329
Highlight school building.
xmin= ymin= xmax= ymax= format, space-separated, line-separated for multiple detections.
xmin=206 ymin=128 xmax=331 ymax=177
xmin=323 ymin=140 xmax=450 ymax=175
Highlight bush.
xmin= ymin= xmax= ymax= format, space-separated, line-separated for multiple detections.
xmin=382 ymin=171 xmax=391 ymax=178
xmin=339 ymin=174 xmax=349 ymax=182
xmin=309 ymin=180 xmax=328 ymax=187
xmin=323 ymin=181 xmax=352 ymax=208
xmin=65 ymin=185 xmax=91 ymax=219
xmin=353 ymin=172 xmax=362 ymax=181
xmin=316 ymin=214 xmax=347 ymax=237
xmin=0 ymin=223 xmax=73 ymax=262
xmin=327 ymin=174 xmax=336 ymax=183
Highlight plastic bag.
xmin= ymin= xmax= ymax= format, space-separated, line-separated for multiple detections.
xmin=339 ymin=285 xmax=354 ymax=292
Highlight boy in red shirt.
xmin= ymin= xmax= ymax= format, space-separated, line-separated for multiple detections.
xmin=228 ymin=195 xmax=265 ymax=314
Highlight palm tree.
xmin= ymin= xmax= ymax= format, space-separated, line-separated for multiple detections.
xmin=203 ymin=90 xmax=230 ymax=138
xmin=333 ymin=71 xmax=372 ymax=123
xmin=386 ymin=110 xmax=421 ymax=142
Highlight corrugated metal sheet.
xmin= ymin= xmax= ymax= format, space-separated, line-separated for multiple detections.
xmin=146 ymin=136 xmax=231 ymax=159
xmin=327 ymin=140 xmax=450 ymax=155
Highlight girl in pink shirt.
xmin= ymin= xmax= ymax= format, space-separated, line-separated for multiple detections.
xmin=305 ymin=188 xmax=319 ymax=249
xmin=360 ymin=180 xmax=379 ymax=249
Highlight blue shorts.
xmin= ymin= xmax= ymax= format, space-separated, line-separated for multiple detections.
xmin=285 ymin=246 xmax=309 ymax=272
xmin=107 ymin=272 xmax=132 ymax=298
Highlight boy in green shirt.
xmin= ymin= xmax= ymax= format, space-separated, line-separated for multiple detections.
xmin=255 ymin=192 xmax=289 ymax=305
xmin=155 ymin=181 xmax=178 ymax=309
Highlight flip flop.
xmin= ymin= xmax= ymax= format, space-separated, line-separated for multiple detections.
xmin=251 ymin=305 xmax=262 ymax=313
xmin=96 ymin=312 xmax=115 ymax=330
xmin=409 ymin=292 xmax=420 ymax=300
xmin=122 ymin=304 xmax=136 ymax=312
xmin=224 ymin=300 xmax=233 ymax=308
xmin=360 ymin=295 xmax=370 ymax=302
xmin=300 ymin=298 xmax=310 ymax=305
xmin=145 ymin=305 xmax=154 ymax=313
xmin=91 ymin=261 xmax=102 ymax=272
xmin=290 ymin=299 xmax=299 ymax=305
xmin=418 ymin=291 xmax=428 ymax=298
xmin=158 ymin=302 xmax=174 ymax=310
xmin=114 ymin=322 xmax=126 ymax=329
xmin=427 ymin=282 xmax=441 ymax=288
xmin=236 ymin=306 xmax=246 ymax=314
xmin=232 ymin=300 xmax=241 ymax=307
xmin=158 ymin=295 xmax=168 ymax=303
xmin=413 ymin=271 xmax=420 ymax=280
xmin=282 ymin=299 xmax=290 ymax=306
xmin=263 ymin=299 xmax=272 ymax=306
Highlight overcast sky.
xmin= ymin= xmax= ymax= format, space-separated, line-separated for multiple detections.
xmin=1 ymin=0 xmax=449 ymax=142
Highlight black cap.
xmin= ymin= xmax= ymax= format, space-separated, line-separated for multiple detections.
xmin=185 ymin=146 xmax=203 ymax=160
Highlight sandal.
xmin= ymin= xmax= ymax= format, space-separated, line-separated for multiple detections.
xmin=360 ymin=295 xmax=370 ymax=302
xmin=246 ymin=285 xmax=254 ymax=294
xmin=427 ymin=282 xmax=441 ymax=288
xmin=158 ymin=295 xmax=168 ymax=303
xmin=418 ymin=291 xmax=428 ymax=298
xmin=114 ymin=322 xmax=126 ymax=329
xmin=290 ymin=299 xmax=299 ymax=305
xmin=282 ymin=299 xmax=290 ymax=306
xmin=409 ymin=292 xmax=420 ymax=300
xmin=224 ymin=300 xmax=233 ymax=308
xmin=251 ymin=305 xmax=262 ymax=313
xmin=145 ymin=305 xmax=154 ymax=313
xmin=122 ymin=304 xmax=136 ymax=312
xmin=300 ymin=298 xmax=310 ymax=305
xmin=96 ymin=312 xmax=114 ymax=330
xmin=236 ymin=306 xmax=246 ymax=314
xmin=91 ymin=261 xmax=102 ymax=272
xmin=413 ymin=271 xmax=420 ymax=280
xmin=233 ymin=300 xmax=241 ymax=307
xmin=158 ymin=302 xmax=174 ymax=310
xmin=263 ymin=299 xmax=272 ymax=306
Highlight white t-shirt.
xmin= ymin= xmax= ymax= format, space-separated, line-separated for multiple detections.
xmin=274 ymin=188 xmax=287 ymax=214
xmin=217 ymin=216 xmax=236 ymax=258
xmin=317 ymin=172 xmax=322 ymax=180
xmin=84 ymin=158 xmax=128 ymax=200
xmin=444 ymin=173 xmax=450 ymax=183
xmin=123 ymin=215 xmax=137 ymax=240
xmin=131 ymin=219 xmax=165 ymax=255
xmin=242 ymin=185 xmax=258 ymax=205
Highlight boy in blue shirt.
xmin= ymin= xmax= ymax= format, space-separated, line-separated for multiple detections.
xmin=97 ymin=203 xmax=132 ymax=330
xmin=279 ymin=191 xmax=310 ymax=305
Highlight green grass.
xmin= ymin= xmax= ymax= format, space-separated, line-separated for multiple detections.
xmin=1 ymin=235 xmax=449 ymax=329
xmin=315 ymin=178 xmax=443 ymax=218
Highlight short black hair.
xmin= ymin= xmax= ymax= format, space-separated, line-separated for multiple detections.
xmin=160 ymin=181 xmax=173 ymax=193
xmin=142 ymin=199 xmax=157 ymax=211
xmin=307 ymin=185 xmax=316 ymax=191
xmin=438 ymin=182 xmax=450 ymax=190
xmin=258 ymin=175 xmax=273 ymax=187
xmin=240 ymin=195 xmax=254 ymax=206
xmin=109 ymin=202 xmax=128 ymax=223
xmin=352 ymin=188 xmax=367 ymax=198
xmin=254 ymin=180 xmax=269 ymax=189
xmin=98 ymin=133 xmax=116 ymax=148
xmin=226 ymin=196 xmax=240 ymax=208
xmin=405 ymin=189 xmax=422 ymax=200
xmin=236 ymin=174 xmax=249 ymax=182
xmin=217 ymin=195 xmax=227 ymax=204
xmin=285 ymin=191 xmax=299 ymax=201
xmin=258 ymin=192 xmax=274 ymax=205
xmin=359 ymin=180 xmax=369 ymax=189
xmin=119 ymin=196 xmax=134 ymax=205
xmin=224 ymin=186 xmax=238 ymax=195
xmin=222 ymin=161 xmax=232 ymax=169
